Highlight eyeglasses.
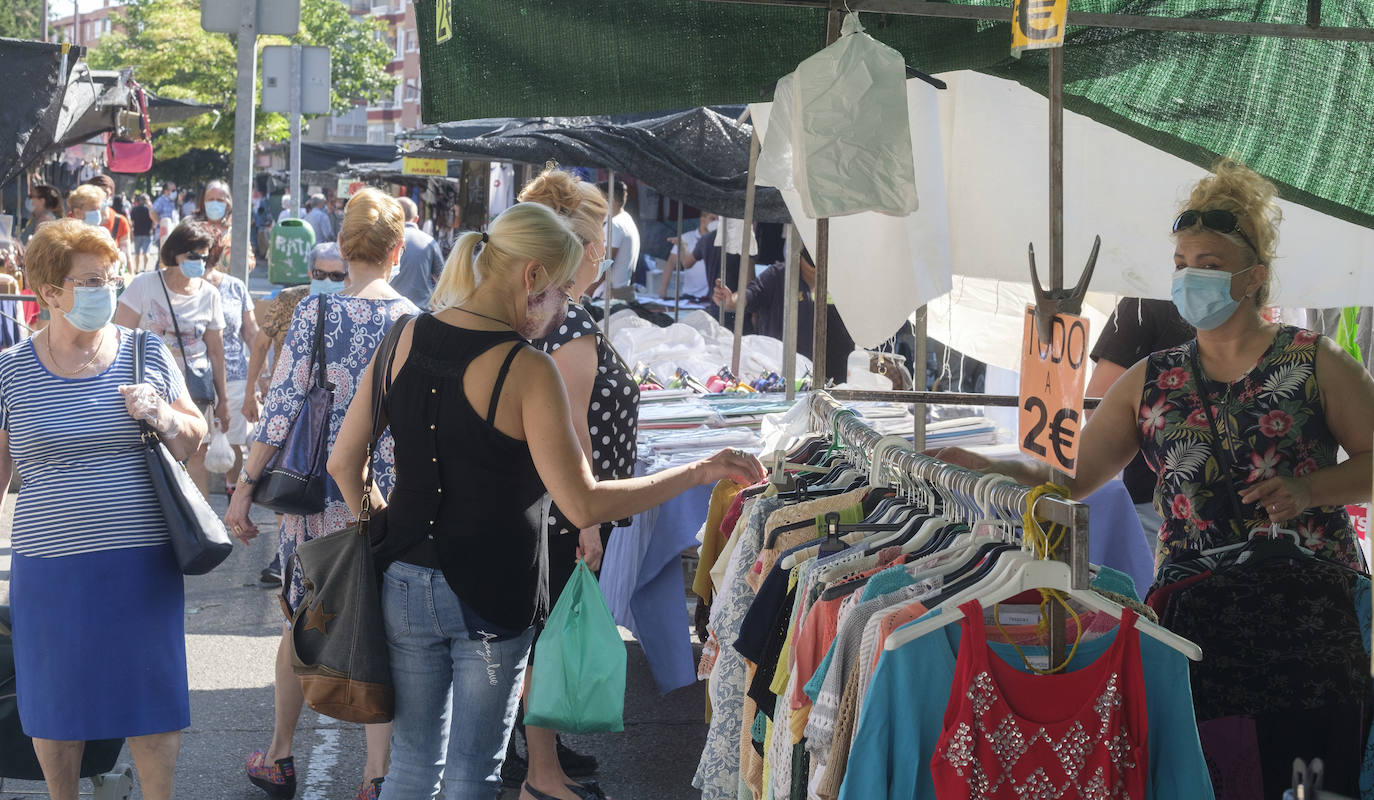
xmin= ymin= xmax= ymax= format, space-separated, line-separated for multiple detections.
xmin=185 ymin=252 xmax=209 ymax=261
xmin=310 ymin=268 xmax=348 ymax=282
xmin=63 ymin=275 xmax=125 ymax=290
xmin=1172 ymin=209 xmax=1258 ymax=255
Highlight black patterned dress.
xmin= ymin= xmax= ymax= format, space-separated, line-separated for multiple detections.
xmin=536 ymin=301 xmax=639 ymax=594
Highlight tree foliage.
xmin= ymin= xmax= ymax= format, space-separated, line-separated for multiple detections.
xmin=0 ymin=0 xmax=44 ymax=41
xmin=89 ymin=0 xmax=396 ymax=161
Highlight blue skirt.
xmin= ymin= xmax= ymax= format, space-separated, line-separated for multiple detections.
xmin=10 ymin=544 xmax=190 ymax=740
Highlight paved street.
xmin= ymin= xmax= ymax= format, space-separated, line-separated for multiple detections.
xmin=1 ymin=491 xmax=709 ymax=799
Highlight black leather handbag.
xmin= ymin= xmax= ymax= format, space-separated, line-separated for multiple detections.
xmin=156 ymin=271 xmax=216 ymax=406
xmin=135 ymin=331 xmax=233 ymax=575
xmin=253 ymin=297 xmax=333 ymax=516
xmin=285 ymin=314 xmax=412 ymax=724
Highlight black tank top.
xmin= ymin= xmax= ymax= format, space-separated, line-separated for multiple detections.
xmin=384 ymin=313 xmax=549 ymax=631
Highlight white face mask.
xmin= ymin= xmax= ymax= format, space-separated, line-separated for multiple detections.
xmin=707 ymin=219 xmax=720 ymax=233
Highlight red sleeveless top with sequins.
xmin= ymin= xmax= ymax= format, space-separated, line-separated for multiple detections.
xmin=930 ymin=600 xmax=1149 ymax=799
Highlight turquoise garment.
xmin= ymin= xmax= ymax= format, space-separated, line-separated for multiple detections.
xmin=838 ymin=607 xmax=1215 ymax=800
xmin=1093 ymin=564 xmax=1140 ymax=601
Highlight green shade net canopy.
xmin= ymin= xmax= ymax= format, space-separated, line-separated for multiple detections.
xmin=415 ymin=0 xmax=1374 ymax=230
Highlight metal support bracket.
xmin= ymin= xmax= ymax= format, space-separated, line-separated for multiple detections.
xmin=1028 ymin=235 xmax=1101 ymax=344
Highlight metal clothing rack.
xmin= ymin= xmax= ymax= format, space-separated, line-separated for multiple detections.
xmin=810 ymin=389 xmax=1090 ymax=665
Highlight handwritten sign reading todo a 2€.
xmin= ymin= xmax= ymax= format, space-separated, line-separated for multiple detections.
xmin=1018 ymin=306 xmax=1089 ymax=477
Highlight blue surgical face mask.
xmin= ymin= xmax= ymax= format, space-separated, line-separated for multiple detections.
xmin=63 ymin=286 xmax=117 ymax=332
xmin=1171 ymin=266 xmax=1255 ymax=330
xmin=204 ymin=200 xmax=228 ymax=221
xmin=24 ymin=198 xmax=33 ymax=213
xmin=84 ymin=209 xmax=102 ymax=226
xmin=310 ymin=278 xmax=346 ymax=295
xmin=179 ymin=258 xmax=206 ymax=279
xmin=596 ymin=258 xmax=614 ymax=280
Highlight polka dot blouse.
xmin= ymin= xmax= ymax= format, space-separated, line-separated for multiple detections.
xmin=537 ymin=301 xmax=640 ymax=536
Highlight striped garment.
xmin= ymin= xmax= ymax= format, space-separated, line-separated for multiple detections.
xmin=0 ymin=327 xmax=185 ymax=557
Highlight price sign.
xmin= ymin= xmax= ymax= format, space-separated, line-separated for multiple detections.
xmin=1019 ymin=305 xmax=1089 ymax=477
xmin=1011 ymin=0 xmax=1067 ymax=55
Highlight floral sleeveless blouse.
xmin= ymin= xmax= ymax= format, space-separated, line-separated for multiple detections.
xmin=1139 ymin=326 xmax=1361 ymax=572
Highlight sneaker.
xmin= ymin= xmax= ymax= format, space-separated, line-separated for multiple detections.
xmin=556 ymin=737 xmax=598 ymax=778
xmin=246 ymin=750 xmax=296 ymax=799
xmin=260 ymin=554 xmax=282 ymax=587
xmin=352 ymin=777 xmax=383 ymax=800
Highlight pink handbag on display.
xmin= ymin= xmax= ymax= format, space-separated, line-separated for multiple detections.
xmin=106 ymin=82 xmax=153 ymax=174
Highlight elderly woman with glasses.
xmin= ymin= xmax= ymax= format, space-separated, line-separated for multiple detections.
xmin=0 ymin=219 xmax=207 ymax=800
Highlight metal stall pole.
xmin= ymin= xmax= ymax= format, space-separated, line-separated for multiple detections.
xmin=718 ymin=215 xmax=728 ymax=325
xmin=289 ymin=44 xmax=303 ymax=222
xmin=229 ymin=0 xmax=258 ymax=285
xmin=603 ymin=168 xmax=615 ymax=339
xmin=783 ymin=224 xmax=801 ymax=401
xmin=731 ymin=126 xmax=761 ymax=375
xmin=674 ymin=202 xmax=685 ymax=322
xmin=811 ymin=7 xmax=844 ymax=388
xmin=913 ymin=309 xmax=928 ymax=449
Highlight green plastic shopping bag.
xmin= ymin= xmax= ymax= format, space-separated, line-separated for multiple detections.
xmin=524 ymin=559 xmax=627 ymax=733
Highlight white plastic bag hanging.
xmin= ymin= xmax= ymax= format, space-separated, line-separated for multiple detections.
xmin=789 ymin=13 xmax=918 ymax=219
xmin=206 ymin=425 xmax=235 ymax=474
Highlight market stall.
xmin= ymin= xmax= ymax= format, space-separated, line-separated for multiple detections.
xmin=419 ymin=2 xmax=1374 ymax=796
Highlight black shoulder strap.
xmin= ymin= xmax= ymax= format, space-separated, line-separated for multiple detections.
xmin=312 ymin=295 xmax=330 ymax=389
xmin=368 ymin=314 xmax=414 ymax=446
xmin=487 ymin=341 xmax=526 ymax=425
xmin=156 ymin=271 xmax=190 ymax=366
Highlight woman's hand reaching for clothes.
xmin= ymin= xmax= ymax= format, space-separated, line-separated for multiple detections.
xmin=923 ymin=446 xmax=993 ymax=473
xmin=1241 ymin=476 xmax=1313 ymax=524
xmin=577 ymin=527 xmax=604 ymax=572
xmin=697 ymin=448 xmax=767 ymax=487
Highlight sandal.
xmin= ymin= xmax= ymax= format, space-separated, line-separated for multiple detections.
xmin=522 ymin=782 xmax=610 ymax=800
xmin=352 ymin=777 xmax=383 ymax=800
xmin=245 ymin=750 xmax=296 ymax=799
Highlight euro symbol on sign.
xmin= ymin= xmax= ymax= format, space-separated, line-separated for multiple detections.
xmin=1018 ymin=0 xmax=1061 ymax=40
xmin=1050 ymin=407 xmax=1079 ymax=470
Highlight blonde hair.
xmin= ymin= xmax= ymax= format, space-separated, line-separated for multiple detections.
xmin=1175 ymin=158 xmax=1282 ymax=305
xmin=338 ymin=187 xmax=405 ymax=266
xmin=517 ymin=165 xmax=608 ymax=246
xmin=431 ymin=202 xmax=583 ymax=311
xmin=24 ymin=218 xmax=120 ymax=309
xmin=66 ymin=184 xmax=106 ymax=213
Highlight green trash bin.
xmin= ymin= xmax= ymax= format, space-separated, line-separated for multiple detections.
xmin=269 ymin=219 xmax=316 ymax=286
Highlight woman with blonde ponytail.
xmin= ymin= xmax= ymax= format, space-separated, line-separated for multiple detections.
xmin=328 ymin=201 xmax=764 ymax=799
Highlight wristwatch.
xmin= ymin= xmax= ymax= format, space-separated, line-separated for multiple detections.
xmin=240 ymin=474 xmax=259 ymax=487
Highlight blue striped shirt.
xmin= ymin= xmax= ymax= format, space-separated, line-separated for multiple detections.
xmin=0 ymin=327 xmax=186 ymax=557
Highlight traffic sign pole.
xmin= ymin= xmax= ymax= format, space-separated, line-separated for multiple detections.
xmin=230 ymin=0 xmax=257 ymax=285
xmin=290 ymin=43 xmax=302 ymax=222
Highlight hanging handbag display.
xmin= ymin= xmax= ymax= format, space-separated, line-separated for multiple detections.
xmin=157 ymin=272 xmax=216 ymax=406
xmin=134 ymin=331 xmax=234 ymax=576
xmin=285 ymin=315 xmax=413 ymax=724
xmin=253 ymin=297 xmax=333 ymax=516
xmin=106 ymin=81 xmax=154 ymax=174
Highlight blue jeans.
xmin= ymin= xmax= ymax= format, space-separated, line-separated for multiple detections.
xmin=379 ymin=561 xmax=534 ymax=800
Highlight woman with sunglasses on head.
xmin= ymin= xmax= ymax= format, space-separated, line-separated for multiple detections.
xmin=512 ymin=167 xmax=628 ymax=800
xmin=114 ymin=219 xmax=231 ymax=499
xmin=1 ymin=220 xmax=208 ymax=800
xmin=932 ymin=159 xmax=1374 ymax=794
xmin=326 ymin=201 xmax=764 ymax=799
xmin=224 ymin=189 xmax=418 ymax=800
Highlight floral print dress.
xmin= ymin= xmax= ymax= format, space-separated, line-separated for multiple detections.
xmin=1139 ymin=326 xmax=1361 ymax=572
xmin=258 ymin=293 xmax=419 ymax=608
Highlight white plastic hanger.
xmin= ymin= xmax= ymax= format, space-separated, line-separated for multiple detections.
xmin=885 ymin=555 xmax=1203 ymax=660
